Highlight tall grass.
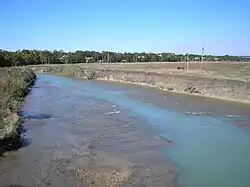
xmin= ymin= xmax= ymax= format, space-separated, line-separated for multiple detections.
xmin=0 ymin=68 xmax=36 ymax=139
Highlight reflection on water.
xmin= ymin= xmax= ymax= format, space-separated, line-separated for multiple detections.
xmin=1 ymin=74 xmax=250 ymax=187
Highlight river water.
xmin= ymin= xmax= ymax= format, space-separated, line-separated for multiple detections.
xmin=1 ymin=74 xmax=250 ymax=187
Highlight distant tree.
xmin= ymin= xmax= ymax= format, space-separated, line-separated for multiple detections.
xmin=0 ymin=48 xmax=247 ymax=67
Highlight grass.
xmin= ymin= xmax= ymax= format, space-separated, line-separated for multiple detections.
xmin=0 ymin=68 xmax=36 ymax=140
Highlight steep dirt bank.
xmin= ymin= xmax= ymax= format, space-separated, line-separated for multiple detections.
xmin=0 ymin=68 xmax=36 ymax=154
xmin=97 ymin=70 xmax=250 ymax=103
xmin=30 ymin=65 xmax=250 ymax=104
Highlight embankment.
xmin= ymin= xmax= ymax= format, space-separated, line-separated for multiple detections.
xmin=30 ymin=64 xmax=250 ymax=104
xmin=0 ymin=68 xmax=36 ymax=154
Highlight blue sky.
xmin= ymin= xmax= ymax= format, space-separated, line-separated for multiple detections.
xmin=0 ymin=0 xmax=249 ymax=55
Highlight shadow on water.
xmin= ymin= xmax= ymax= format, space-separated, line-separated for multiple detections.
xmin=0 ymin=126 xmax=31 ymax=157
xmin=0 ymin=111 xmax=53 ymax=156
xmin=20 ymin=111 xmax=52 ymax=120
xmin=22 ymin=114 xmax=52 ymax=120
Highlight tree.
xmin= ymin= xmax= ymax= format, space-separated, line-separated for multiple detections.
xmin=0 ymin=48 xmax=246 ymax=67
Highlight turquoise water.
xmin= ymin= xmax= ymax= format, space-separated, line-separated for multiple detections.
xmin=40 ymin=75 xmax=250 ymax=187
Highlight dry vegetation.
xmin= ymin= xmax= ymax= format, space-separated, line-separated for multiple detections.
xmin=79 ymin=61 xmax=250 ymax=81
xmin=0 ymin=68 xmax=36 ymax=141
xmin=30 ymin=61 xmax=250 ymax=81
xmin=30 ymin=61 xmax=250 ymax=103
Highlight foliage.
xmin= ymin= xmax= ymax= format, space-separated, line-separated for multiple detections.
xmin=0 ymin=68 xmax=36 ymax=139
xmin=0 ymin=49 xmax=248 ymax=67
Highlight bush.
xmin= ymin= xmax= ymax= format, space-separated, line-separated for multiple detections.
xmin=0 ymin=68 xmax=36 ymax=139
xmin=184 ymin=86 xmax=201 ymax=94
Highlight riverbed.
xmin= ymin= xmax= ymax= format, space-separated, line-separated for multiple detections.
xmin=0 ymin=74 xmax=250 ymax=187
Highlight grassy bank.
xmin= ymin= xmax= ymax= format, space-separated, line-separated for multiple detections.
xmin=0 ymin=68 xmax=36 ymax=152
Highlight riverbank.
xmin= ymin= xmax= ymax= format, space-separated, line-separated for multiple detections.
xmin=97 ymin=70 xmax=250 ymax=104
xmin=0 ymin=68 xmax=36 ymax=154
xmin=30 ymin=63 xmax=250 ymax=104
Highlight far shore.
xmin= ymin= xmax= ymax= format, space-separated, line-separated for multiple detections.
xmin=28 ymin=61 xmax=250 ymax=104
xmin=97 ymin=77 xmax=250 ymax=105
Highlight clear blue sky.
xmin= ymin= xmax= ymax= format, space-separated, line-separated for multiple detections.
xmin=1 ymin=0 xmax=249 ymax=55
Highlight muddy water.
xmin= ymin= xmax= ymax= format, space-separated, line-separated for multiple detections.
xmin=1 ymin=75 xmax=250 ymax=187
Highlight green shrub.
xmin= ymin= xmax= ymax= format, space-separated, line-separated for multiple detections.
xmin=0 ymin=68 xmax=36 ymax=139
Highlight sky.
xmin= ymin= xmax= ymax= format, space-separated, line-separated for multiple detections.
xmin=0 ymin=0 xmax=249 ymax=55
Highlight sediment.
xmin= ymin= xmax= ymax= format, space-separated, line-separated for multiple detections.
xmin=31 ymin=64 xmax=250 ymax=104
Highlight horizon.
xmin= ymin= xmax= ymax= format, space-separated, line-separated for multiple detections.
xmin=1 ymin=0 xmax=249 ymax=56
xmin=1 ymin=48 xmax=248 ymax=57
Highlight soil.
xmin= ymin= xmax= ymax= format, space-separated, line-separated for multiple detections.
xmin=29 ymin=61 xmax=250 ymax=103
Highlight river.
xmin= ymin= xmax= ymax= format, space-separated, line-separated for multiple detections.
xmin=0 ymin=74 xmax=250 ymax=187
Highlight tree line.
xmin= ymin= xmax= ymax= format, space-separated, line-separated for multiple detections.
xmin=0 ymin=49 xmax=248 ymax=67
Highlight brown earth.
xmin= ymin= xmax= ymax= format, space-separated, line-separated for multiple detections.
xmin=28 ymin=61 xmax=250 ymax=103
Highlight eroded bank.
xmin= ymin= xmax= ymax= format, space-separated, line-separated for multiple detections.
xmin=30 ymin=64 xmax=250 ymax=103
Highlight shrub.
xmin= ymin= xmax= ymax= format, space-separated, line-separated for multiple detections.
xmin=0 ymin=68 xmax=36 ymax=139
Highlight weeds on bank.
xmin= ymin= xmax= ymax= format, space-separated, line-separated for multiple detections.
xmin=0 ymin=68 xmax=36 ymax=139
xmin=184 ymin=85 xmax=201 ymax=94
xmin=41 ymin=66 xmax=97 ymax=80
